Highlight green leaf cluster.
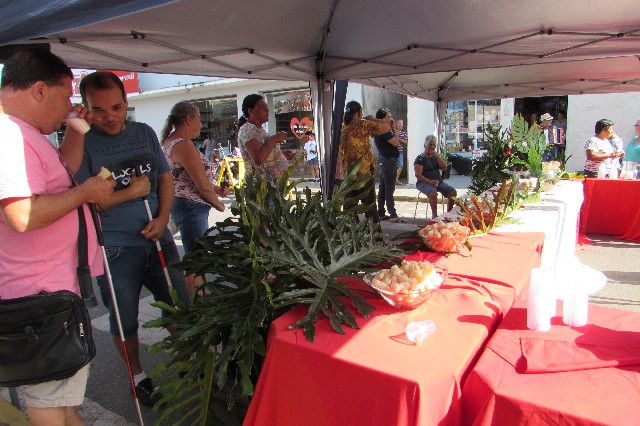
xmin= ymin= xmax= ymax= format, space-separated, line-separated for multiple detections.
xmin=469 ymin=114 xmax=547 ymax=194
xmin=145 ymin=162 xmax=400 ymax=424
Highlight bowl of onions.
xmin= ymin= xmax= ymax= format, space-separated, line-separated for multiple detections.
xmin=363 ymin=260 xmax=447 ymax=309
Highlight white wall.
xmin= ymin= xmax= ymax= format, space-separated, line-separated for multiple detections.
xmin=407 ymin=97 xmax=435 ymax=185
xmin=127 ymin=79 xmax=309 ymax=139
xmin=566 ymin=92 xmax=640 ymax=172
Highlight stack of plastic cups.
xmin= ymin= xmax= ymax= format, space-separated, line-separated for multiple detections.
xmin=527 ymin=267 xmax=557 ymax=331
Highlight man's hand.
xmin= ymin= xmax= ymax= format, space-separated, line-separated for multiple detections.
xmin=140 ymin=216 xmax=168 ymax=241
xmin=128 ymin=173 xmax=151 ymax=199
xmin=81 ymin=176 xmax=115 ymax=204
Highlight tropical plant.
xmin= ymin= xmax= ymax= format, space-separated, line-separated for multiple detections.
xmin=469 ymin=114 xmax=545 ymax=194
xmin=456 ymin=179 xmax=524 ymax=235
xmin=145 ymin=162 xmax=401 ymax=425
xmin=438 ymin=140 xmax=449 ymax=164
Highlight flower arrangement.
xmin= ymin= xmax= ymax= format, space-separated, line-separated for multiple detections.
xmin=470 ymin=114 xmax=546 ymax=194
xmin=456 ymin=179 xmax=525 ymax=235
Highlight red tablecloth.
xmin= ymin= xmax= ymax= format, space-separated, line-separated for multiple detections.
xmin=580 ymin=178 xmax=640 ymax=239
xmin=462 ymin=300 xmax=640 ymax=425
xmin=244 ymin=232 xmax=544 ymax=426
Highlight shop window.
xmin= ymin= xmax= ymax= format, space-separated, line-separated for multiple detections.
xmin=191 ymin=97 xmax=238 ymax=154
xmin=445 ymin=100 xmax=501 ymax=152
xmin=270 ymin=89 xmax=313 ymax=168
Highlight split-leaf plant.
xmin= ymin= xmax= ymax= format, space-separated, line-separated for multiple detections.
xmin=470 ymin=114 xmax=546 ymax=194
xmin=145 ymin=162 xmax=401 ymax=425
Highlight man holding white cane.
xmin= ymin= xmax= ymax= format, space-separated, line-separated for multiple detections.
xmin=60 ymin=71 xmax=188 ymax=408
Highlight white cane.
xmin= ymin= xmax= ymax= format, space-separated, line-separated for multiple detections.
xmin=89 ymin=204 xmax=145 ymax=426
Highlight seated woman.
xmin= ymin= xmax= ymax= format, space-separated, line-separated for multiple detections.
xmin=414 ymin=135 xmax=457 ymax=219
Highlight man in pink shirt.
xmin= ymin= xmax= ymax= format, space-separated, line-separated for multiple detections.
xmin=0 ymin=49 xmax=113 ymax=425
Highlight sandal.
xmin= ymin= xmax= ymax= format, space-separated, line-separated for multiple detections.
xmin=389 ymin=216 xmax=406 ymax=223
xmin=379 ymin=215 xmax=390 ymax=221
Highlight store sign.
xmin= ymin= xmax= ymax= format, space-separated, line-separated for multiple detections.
xmin=290 ymin=116 xmax=312 ymax=139
xmin=472 ymin=150 xmax=487 ymax=160
xmin=71 ymin=69 xmax=139 ymax=104
xmin=101 ymin=70 xmax=140 ymax=94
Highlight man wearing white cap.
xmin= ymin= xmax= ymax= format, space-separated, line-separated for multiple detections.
xmin=540 ymin=113 xmax=556 ymax=159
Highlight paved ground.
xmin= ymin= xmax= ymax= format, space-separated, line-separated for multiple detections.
xmin=2 ymin=171 xmax=639 ymax=424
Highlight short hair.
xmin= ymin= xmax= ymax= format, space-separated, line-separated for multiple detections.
xmin=79 ymin=71 xmax=126 ymax=104
xmin=343 ymin=100 xmax=362 ymax=125
xmin=595 ymin=119 xmax=614 ymax=135
xmin=305 ymin=130 xmax=315 ymax=136
xmin=375 ymin=108 xmax=391 ymax=119
xmin=424 ymin=135 xmax=438 ymax=146
xmin=0 ymin=49 xmax=72 ymax=90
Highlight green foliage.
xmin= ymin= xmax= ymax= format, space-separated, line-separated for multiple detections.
xmin=469 ymin=114 xmax=546 ymax=194
xmin=438 ymin=141 xmax=449 ymax=164
xmin=145 ymin=162 xmax=400 ymax=425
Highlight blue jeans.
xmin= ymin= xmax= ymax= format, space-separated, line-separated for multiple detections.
xmin=377 ymin=155 xmax=398 ymax=217
xmin=97 ymin=236 xmax=188 ymax=337
xmin=172 ymin=196 xmax=211 ymax=253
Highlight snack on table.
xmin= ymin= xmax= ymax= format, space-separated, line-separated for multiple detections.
xmin=98 ymin=166 xmax=113 ymax=181
xmin=418 ymin=221 xmax=472 ymax=255
xmin=366 ymin=260 xmax=446 ymax=309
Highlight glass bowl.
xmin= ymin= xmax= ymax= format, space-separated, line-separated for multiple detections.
xmin=363 ymin=264 xmax=447 ymax=310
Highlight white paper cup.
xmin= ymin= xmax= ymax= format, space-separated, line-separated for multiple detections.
xmin=66 ymin=111 xmax=91 ymax=134
xmin=405 ymin=320 xmax=436 ymax=344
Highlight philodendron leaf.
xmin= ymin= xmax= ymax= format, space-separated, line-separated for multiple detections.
xmin=146 ymin=161 xmax=400 ymax=424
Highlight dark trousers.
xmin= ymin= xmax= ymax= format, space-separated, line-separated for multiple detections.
xmin=377 ymin=155 xmax=398 ymax=217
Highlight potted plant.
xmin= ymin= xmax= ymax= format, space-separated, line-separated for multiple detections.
xmin=146 ymin=162 xmax=402 ymax=424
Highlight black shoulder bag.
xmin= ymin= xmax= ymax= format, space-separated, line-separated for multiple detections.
xmin=0 ymin=207 xmax=97 ymax=387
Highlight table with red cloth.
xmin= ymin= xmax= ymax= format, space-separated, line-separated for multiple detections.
xmin=462 ymin=299 xmax=640 ymax=425
xmin=580 ymin=178 xmax=640 ymax=241
xmin=244 ymin=232 xmax=544 ymax=426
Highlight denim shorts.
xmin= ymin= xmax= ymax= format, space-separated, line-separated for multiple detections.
xmin=172 ymin=196 xmax=211 ymax=253
xmin=396 ymin=155 xmax=404 ymax=168
xmin=417 ymin=180 xmax=456 ymax=197
xmin=96 ymin=238 xmax=188 ymax=337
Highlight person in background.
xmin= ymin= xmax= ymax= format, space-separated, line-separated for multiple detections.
xmin=202 ymin=135 xmax=214 ymax=162
xmin=303 ymin=130 xmax=320 ymax=182
xmin=395 ymin=119 xmax=408 ymax=184
xmin=583 ymin=119 xmax=625 ymax=177
xmin=62 ymin=71 xmax=189 ymax=408
xmin=161 ymin=101 xmax=228 ymax=296
xmin=1 ymin=49 xmax=114 ymax=425
xmin=414 ymin=135 xmax=457 ymax=219
xmin=623 ymin=118 xmax=640 ymax=172
xmin=554 ymin=111 xmax=567 ymax=130
xmin=338 ymin=100 xmax=391 ymax=223
xmin=539 ymin=113 xmax=556 ymax=160
xmin=237 ymin=94 xmax=289 ymax=187
xmin=373 ymin=108 xmax=403 ymax=223
xmin=530 ymin=112 xmax=539 ymax=127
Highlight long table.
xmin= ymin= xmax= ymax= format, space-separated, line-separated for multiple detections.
xmin=580 ymin=178 xmax=640 ymax=240
xmin=244 ymin=232 xmax=544 ymax=426
xmin=462 ymin=299 xmax=640 ymax=425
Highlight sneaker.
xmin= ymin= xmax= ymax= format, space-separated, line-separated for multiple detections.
xmin=135 ymin=377 xmax=162 ymax=407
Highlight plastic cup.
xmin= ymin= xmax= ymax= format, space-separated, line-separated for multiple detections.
xmin=405 ymin=320 xmax=436 ymax=344
xmin=66 ymin=110 xmax=91 ymax=134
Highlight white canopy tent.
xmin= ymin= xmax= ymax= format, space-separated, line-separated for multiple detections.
xmin=2 ymin=0 xmax=640 ymax=192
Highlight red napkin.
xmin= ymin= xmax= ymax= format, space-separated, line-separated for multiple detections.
xmin=517 ymin=337 xmax=640 ymax=373
xmin=487 ymin=304 xmax=640 ymax=374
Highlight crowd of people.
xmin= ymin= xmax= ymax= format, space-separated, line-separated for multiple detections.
xmin=3 ymin=48 xmax=640 ymax=425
